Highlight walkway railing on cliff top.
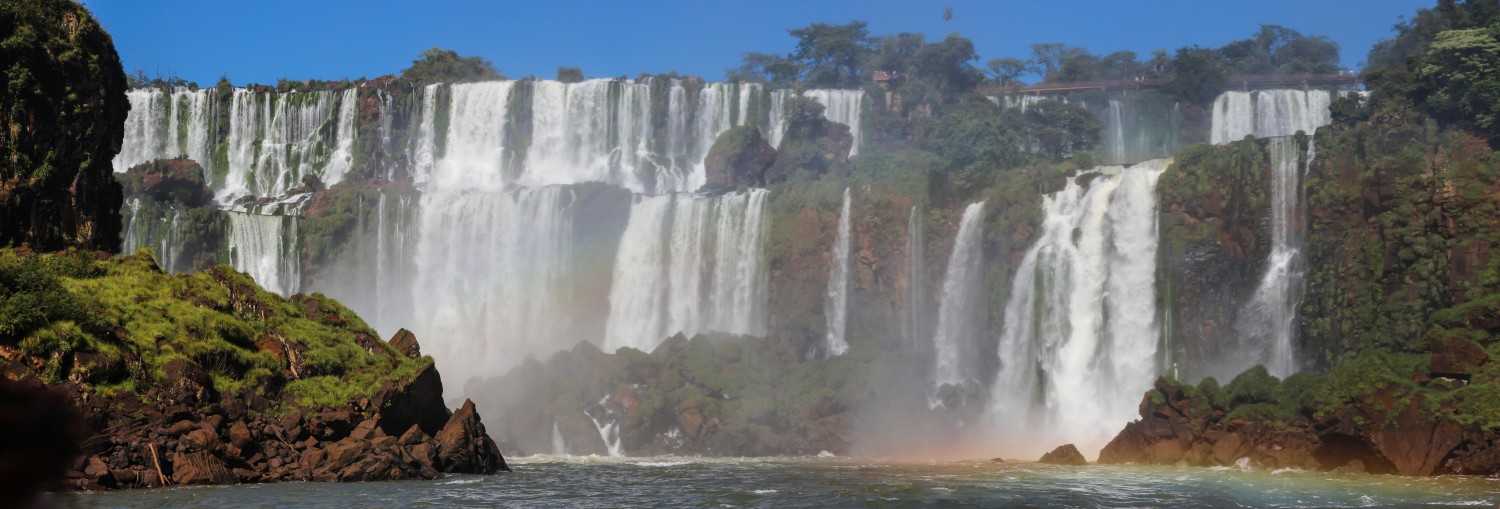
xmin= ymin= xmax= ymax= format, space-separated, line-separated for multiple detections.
xmin=976 ymin=73 xmax=1360 ymax=96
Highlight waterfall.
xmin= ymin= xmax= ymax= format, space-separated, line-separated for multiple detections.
xmin=586 ymin=395 xmax=623 ymax=457
xmin=226 ymin=211 xmax=300 ymax=296
xmin=122 ymin=198 xmax=188 ymax=274
xmin=410 ymin=187 xmax=577 ymax=387
xmin=411 ymin=84 xmax=441 ymax=185
xmin=824 ymin=188 xmax=853 ymax=357
xmin=905 ymin=206 xmax=927 ymax=349
xmin=802 ymin=89 xmax=865 ymax=156
xmin=524 ymin=80 xmax=657 ymax=191
xmin=1107 ymin=99 xmax=1126 ymax=164
xmin=930 ymin=202 xmax=986 ymax=389
xmin=1210 ymin=89 xmax=1337 ymax=377
xmin=1211 ymin=90 xmax=1333 ymax=144
xmin=321 ymin=89 xmax=359 ymax=187
xmin=988 ymin=159 xmax=1171 ymax=455
xmin=434 ymin=81 xmax=515 ymax=192
xmin=764 ymin=89 xmax=865 ymax=154
xmin=551 ymin=422 xmax=569 ymax=455
xmin=114 ymin=88 xmax=216 ymax=179
xmin=603 ymin=190 xmax=769 ymax=352
xmin=767 ymin=90 xmax=789 ymax=148
xmin=114 ymin=80 xmax=781 ymax=405
xmin=1233 ymin=138 xmax=1311 ymax=377
xmin=221 ymin=88 xmax=357 ymax=202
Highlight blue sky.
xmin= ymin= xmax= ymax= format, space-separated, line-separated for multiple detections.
xmin=84 ymin=0 xmax=1432 ymax=86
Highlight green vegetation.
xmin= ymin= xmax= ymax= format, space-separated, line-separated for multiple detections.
xmin=0 ymin=248 xmax=430 ymax=413
xmin=556 ymin=66 xmax=584 ymax=83
xmin=401 ymin=47 xmax=502 ymax=83
xmin=1363 ymin=0 xmax=1500 ymax=143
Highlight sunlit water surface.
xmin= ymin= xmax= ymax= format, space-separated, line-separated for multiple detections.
xmin=59 ymin=455 xmax=1500 ymax=508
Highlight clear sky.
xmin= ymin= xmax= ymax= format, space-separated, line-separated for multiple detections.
xmin=82 ymin=0 xmax=1433 ymax=86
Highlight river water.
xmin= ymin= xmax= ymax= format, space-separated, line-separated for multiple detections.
xmin=58 ymin=456 xmax=1500 ymax=508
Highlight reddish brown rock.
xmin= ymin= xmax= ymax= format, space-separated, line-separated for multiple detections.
xmin=1039 ymin=444 xmax=1088 ymax=466
xmin=170 ymin=451 xmax=235 ymax=485
xmin=388 ymin=328 xmax=423 ymax=359
xmin=1429 ymin=336 xmax=1490 ymax=380
xmin=434 ymin=400 xmax=509 ymax=473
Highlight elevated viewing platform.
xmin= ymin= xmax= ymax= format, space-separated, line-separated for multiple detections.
xmin=978 ymin=73 xmax=1360 ymax=96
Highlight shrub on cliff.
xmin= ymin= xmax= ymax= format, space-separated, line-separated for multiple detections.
xmin=401 ymin=47 xmax=501 ymax=83
xmin=0 ymin=0 xmax=127 ymax=251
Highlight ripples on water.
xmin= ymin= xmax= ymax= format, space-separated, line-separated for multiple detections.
xmin=57 ymin=456 xmax=1500 ymax=508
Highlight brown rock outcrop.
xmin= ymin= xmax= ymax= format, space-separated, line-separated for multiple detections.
xmin=434 ymin=400 xmax=509 ymax=473
xmin=703 ymin=126 xmax=778 ymax=192
xmin=1038 ymin=444 xmax=1088 ymax=466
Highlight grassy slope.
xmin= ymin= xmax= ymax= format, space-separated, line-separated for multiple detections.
xmin=0 ymin=248 xmax=429 ymax=414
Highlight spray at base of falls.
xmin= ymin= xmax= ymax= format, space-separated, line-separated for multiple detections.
xmin=824 ymin=188 xmax=853 ymax=357
xmin=929 ymin=201 xmax=987 ymax=402
xmin=551 ymin=423 xmax=569 ymax=455
xmin=986 ymin=159 xmax=1171 ymax=458
xmin=409 ymin=187 xmax=577 ymax=391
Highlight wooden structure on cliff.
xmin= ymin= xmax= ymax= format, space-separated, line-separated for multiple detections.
xmin=976 ymin=73 xmax=1360 ymax=96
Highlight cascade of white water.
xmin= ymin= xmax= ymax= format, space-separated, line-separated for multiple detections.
xmin=112 ymin=80 xmax=783 ymax=408
xmin=1107 ymin=99 xmax=1126 ymax=164
xmin=906 ymin=205 xmax=927 ymax=349
xmin=931 ymin=202 xmax=987 ymax=388
xmin=586 ymin=396 xmax=623 ymax=457
xmin=551 ymin=422 xmax=569 ymax=455
xmin=321 ymin=88 xmax=359 ymax=187
xmin=432 ymin=81 xmax=515 ymax=192
xmin=527 ymin=80 xmax=618 ymax=189
xmin=1233 ymin=138 xmax=1311 ymax=377
xmin=411 ymin=84 xmax=441 ymax=186
xmin=1209 ymin=89 xmax=1337 ymax=377
xmin=824 ymin=188 xmax=853 ymax=357
xmin=114 ymin=88 xmax=216 ymax=178
xmin=410 ymin=186 xmax=576 ymax=386
xmin=737 ymin=82 xmax=762 ymax=128
xmin=764 ymin=89 xmax=864 ymax=153
xmin=988 ymin=159 xmax=1171 ymax=456
xmin=707 ymin=189 xmax=769 ymax=336
xmin=767 ymin=89 xmax=790 ymax=148
xmin=1211 ymin=90 xmax=1333 ymax=145
xmin=802 ymin=90 xmax=865 ymax=156
xmin=221 ymin=88 xmax=355 ymax=202
xmin=603 ymin=190 xmax=769 ymax=352
xmin=226 ymin=211 xmax=300 ymax=295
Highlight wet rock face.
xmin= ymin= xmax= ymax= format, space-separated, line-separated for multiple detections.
xmin=118 ymin=158 xmax=214 ymax=207
xmin=1038 ymin=444 xmax=1088 ymax=466
xmin=1099 ymin=376 xmax=1500 ymax=476
xmin=703 ymin=126 xmax=777 ymax=192
xmin=433 ymin=400 xmax=509 ymax=474
xmin=0 ymin=0 xmax=128 ymax=252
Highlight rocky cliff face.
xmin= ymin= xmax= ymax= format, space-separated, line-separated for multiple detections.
xmin=1300 ymin=118 xmax=1500 ymax=360
xmin=0 ymin=0 xmax=127 ymax=252
xmin=1100 ymin=349 xmax=1500 ymax=476
xmin=1155 ymin=140 xmax=1274 ymax=380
